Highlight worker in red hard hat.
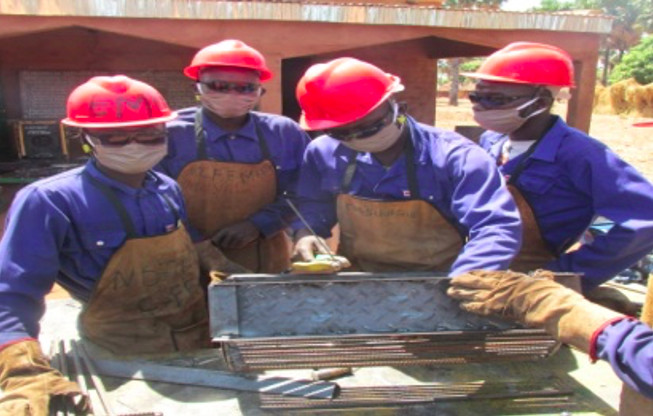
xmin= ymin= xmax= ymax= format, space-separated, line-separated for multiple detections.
xmin=0 ymin=76 xmax=214 ymax=414
xmin=156 ymin=39 xmax=310 ymax=274
xmin=464 ymin=41 xmax=653 ymax=314
xmin=291 ymin=57 xmax=522 ymax=274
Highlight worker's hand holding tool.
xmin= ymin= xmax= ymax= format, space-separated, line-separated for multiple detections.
xmin=447 ymin=270 xmax=625 ymax=354
xmin=291 ymin=229 xmax=350 ymax=274
xmin=0 ymin=340 xmax=90 ymax=415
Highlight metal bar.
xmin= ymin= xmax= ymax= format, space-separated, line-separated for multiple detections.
xmin=285 ymin=197 xmax=336 ymax=259
xmin=72 ymin=340 xmax=115 ymax=416
xmin=89 ymin=356 xmax=338 ymax=399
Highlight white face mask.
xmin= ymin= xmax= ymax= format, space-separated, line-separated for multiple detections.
xmin=473 ymin=97 xmax=546 ymax=134
xmin=199 ymin=91 xmax=260 ymax=119
xmin=340 ymin=106 xmax=405 ymax=153
xmin=90 ymin=139 xmax=168 ymax=174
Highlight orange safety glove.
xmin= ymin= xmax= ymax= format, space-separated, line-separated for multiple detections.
xmin=0 ymin=339 xmax=90 ymax=415
xmin=447 ymin=270 xmax=626 ymax=354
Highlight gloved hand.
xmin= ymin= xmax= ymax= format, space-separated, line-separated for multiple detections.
xmin=195 ymin=240 xmax=251 ymax=275
xmin=447 ymin=270 xmax=625 ymax=353
xmin=211 ymin=221 xmax=260 ymax=249
xmin=0 ymin=340 xmax=90 ymax=415
xmin=291 ymin=254 xmax=351 ymax=274
xmin=585 ymin=286 xmax=642 ymax=316
xmin=292 ymin=229 xmax=331 ymax=262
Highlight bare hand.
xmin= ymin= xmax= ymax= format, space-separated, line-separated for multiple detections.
xmin=292 ymin=229 xmax=331 ymax=261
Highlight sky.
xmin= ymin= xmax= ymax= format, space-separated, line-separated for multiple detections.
xmin=502 ymin=0 xmax=542 ymax=12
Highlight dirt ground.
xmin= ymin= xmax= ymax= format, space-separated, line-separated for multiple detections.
xmin=435 ymin=97 xmax=653 ymax=182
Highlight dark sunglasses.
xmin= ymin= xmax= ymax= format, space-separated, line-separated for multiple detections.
xmin=198 ymin=80 xmax=261 ymax=95
xmin=468 ymin=91 xmax=536 ymax=108
xmin=324 ymin=108 xmax=396 ymax=142
xmin=87 ymin=129 xmax=167 ymax=147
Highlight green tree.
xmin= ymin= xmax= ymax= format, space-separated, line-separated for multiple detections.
xmin=610 ymin=35 xmax=653 ymax=85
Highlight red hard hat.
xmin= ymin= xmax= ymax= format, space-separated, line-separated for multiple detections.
xmin=296 ymin=57 xmax=404 ymax=131
xmin=184 ymin=39 xmax=272 ymax=81
xmin=61 ymin=75 xmax=177 ymax=128
xmin=462 ymin=42 xmax=575 ymax=87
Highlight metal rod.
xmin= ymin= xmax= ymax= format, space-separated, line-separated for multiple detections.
xmin=73 ymin=340 xmax=115 ymax=416
xmin=284 ymin=198 xmax=336 ymax=259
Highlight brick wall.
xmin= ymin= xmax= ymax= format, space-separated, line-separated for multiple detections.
xmin=19 ymin=71 xmax=198 ymax=120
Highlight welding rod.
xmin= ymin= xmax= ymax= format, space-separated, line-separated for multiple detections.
xmin=72 ymin=340 xmax=115 ymax=416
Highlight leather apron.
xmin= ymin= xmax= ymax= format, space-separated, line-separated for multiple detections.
xmin=176 ymin=109 xmax=291 ymax=273
xmin=502 ymin=139 xmax=557 ymax=272
xmin=619 ymin=274 xmax=653 ymax=415
xmin=336 ymin=134 xmax=464 ymax=272
xmin=79 ymin=173 xmax=209 ymax=355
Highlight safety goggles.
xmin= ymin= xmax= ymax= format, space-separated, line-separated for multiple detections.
xmin=324 ymin=105 xmax=397 ymax=142
xmin=197 ymin=80 xmax=261 ymax=95
xmin=468 ymin=91 xmax=537 ymax=108
xmin=86 ymin=129 xmax=167 ymax=147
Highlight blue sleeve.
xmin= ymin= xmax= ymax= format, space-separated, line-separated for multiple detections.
xmin=546 ymin=145 xmax=653 ymax=292
xmin=447 ymin=145 xmax=522 ymax=275
xmin=292 ymin=142 xmax=338 ymax=238
xmin=596 ymin=318 xmax=653 ymax=399
xmin=249 ymin=125 xmax=311 ymax=237
xmin=0 ymin=187 xmax=67 ymax=346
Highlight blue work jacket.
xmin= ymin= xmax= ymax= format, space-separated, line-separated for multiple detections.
xmin=294 ymin=116 xmax=522 ymax=276
xmin=0 ymin=161 xmax=187 ymax=347
xmin=480 ymin=116 xmax=653 ymax=292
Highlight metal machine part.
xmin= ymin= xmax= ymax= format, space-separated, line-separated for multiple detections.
xmin=209 ymin=272 xmax=578 ymax=371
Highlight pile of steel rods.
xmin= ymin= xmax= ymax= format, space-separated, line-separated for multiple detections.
xmin=49 ymin=339 xmax=162 ymax=416
xmin=258 ymin=379 xmax=574 ymax=410
xmin=222 ymin=329 xmax=559 ymax=371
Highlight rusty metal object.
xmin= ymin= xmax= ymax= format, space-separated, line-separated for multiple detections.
xmin=210 ymin=272 xmax=576 ymax=371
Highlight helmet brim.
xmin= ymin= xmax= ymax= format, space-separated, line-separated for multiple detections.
xmin=633 ymin=121 xmax=653 ymax=127
xmin=461 ymin=72 xmax=575 ymax=88
xmin=184 ymin=64 xmax=273 ymax=82
xmin=61 ymin=112 xmax=178 ymax=128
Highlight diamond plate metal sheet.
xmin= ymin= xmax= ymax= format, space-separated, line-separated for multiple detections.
xmin=209 ymin=272 xmax=516 ymax=339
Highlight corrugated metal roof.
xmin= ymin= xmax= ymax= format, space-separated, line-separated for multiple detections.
xmin=0 ymin=0 xmax=614 ymax=34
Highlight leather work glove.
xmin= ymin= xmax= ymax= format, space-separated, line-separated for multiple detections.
xmin=0 ymin=340 xmax=90 ymax=415
xmin=195 ymin=240 xmax=251 ymax=276
xmin=585 ymin=286 xmax=642 ymax=317
xmin=447 ymin=270 xmax=625 ymax=354
xmin=211 ymin=221 xmax=260 ymax=249
xmin=292 ymin=229 xmax=332 ymax=262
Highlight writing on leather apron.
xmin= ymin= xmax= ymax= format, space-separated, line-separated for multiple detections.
xmin=336 ymin=134 xmax=463 ymax=272
xmin=79 ymin=174 xmax=209 ymax=354
xmin=176 ymin=109 xmax=290 ymax=273
xmin=502 ymin=139 xmax=557 ymax=272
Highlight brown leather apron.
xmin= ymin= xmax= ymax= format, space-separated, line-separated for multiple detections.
xmin=501 ymin=139 xmax=557 ymax=272
xmin=619 ymin=274 xmax=653 ymax=415
xmin=79 ymin=174 xmax=209 ymax=355
xmin=176 ymin=109 xmax=291 ymax=273
xmin=336 ymin=136 xmax=464 ymax=272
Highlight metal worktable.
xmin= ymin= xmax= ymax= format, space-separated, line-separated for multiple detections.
xmin=39 ymin=297 xmax=624 ymax=416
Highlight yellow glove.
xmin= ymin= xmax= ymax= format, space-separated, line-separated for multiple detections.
xmin=0 ymin=340 xmax=90 ymax=415
xmin=291 ymin=254 xmax=351 ymax=274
